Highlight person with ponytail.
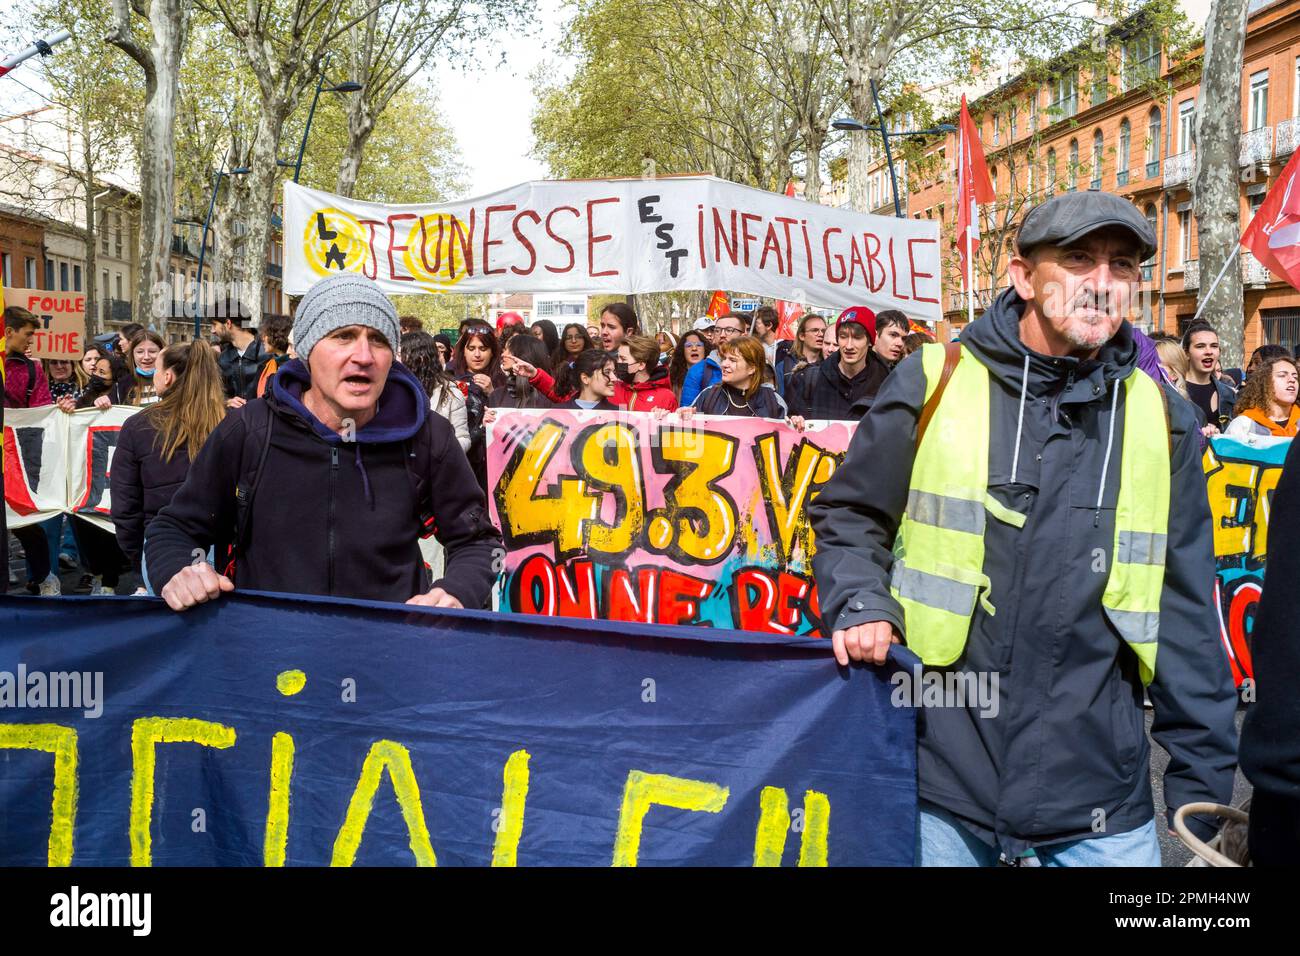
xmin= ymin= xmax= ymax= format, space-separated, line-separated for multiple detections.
xmin=110 ymin=341 xmax=227 ymax=575
xmin=109 ymin=329 xmax=167 ymax=406
xmin=554 ymin=349 xmax=619 ymax=410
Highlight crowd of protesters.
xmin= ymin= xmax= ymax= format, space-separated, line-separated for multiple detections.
xmin=2 ymin=191 xmax=1300 ymax=863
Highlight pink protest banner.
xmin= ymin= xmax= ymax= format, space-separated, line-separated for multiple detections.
xmin=486 ymin=408 xmax=856 ymax=634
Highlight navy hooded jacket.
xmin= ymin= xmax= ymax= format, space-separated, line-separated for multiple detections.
xmin=145 ymin=359 xmax=501 ymax=608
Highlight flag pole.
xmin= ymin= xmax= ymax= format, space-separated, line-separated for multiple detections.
xmin=967 ymin=199 xmax=976 ymax=326
xmin=1189 ymin=246 xmax=1242 ymax=325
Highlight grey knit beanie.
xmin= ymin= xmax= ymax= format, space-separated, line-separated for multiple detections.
xmin=293 ymin=272 xmax=399 ymax=362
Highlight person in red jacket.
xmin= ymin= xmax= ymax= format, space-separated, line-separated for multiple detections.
xmin=506 ymin=333 xmax=678 ymax=412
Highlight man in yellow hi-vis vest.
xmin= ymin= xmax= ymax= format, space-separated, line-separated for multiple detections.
xmin=810 ymin=192 xmax=1238 ymax=866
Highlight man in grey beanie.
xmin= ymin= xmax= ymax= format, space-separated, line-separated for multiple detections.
xmin=145 ymin=272 xmax=502 ymax=612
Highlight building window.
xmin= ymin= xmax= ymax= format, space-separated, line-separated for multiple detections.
xmin=100 ymin=210 xmax=109 ymax=254
xmin=1050 ymin=71 xmax=1078 ymax=119
xmin=1068 ymin=139 xmax=1079 ymax=190
xmin=1122 ymin=34 xmax=1161 ymax=92
xmin=1047 ymin=148 xmax=1057 ymax=194
xmin=116 ymin=273 xmax=123 ymax=300
xmin=1009 ymin=105 xmax=1018 ymax=139
xmin=1029 ymin=93 xmax=1039 ymax=132
xmin=45 ymin=258 xmax=54 ymax=288
xmin=1091 ymin=68 xmax=1107 ymax=107
xmin=1091 ymin=130 xmax=1104 ymax=189
xmin=1118 ymin=119 xmax=1131 ymax=185
xmin=59 ymin=261 xmax=69 ymax=291
xmin=1146 ymin=107 xmax=1162 ymax=176
xmin=1179 ymin=211 xmax=1192 ymax=265
xmin=1178 ymin=99 xmax=1195 ymax=152
xmin=1027 ymin=150 xmax=1036 ymax=195
xmin=1249 ymin=70 xmax=1269 ymax=131
xmin=114 ymin=213 xmax=122 ymax=258
xmin=73 ymin=264 xmax=82 ymax=292
xmin=993 ymin=113 xmax=1000 ymax=146
xmin=0 ymin=252 xmax=9 ymax=287
xmin=25 ymin=257 xmax=37 ymax=287
xmin=1142 ymin=205 xmax=1157 ymax=279
xmin=1294 ymin=56 xmax=1300 ymax=117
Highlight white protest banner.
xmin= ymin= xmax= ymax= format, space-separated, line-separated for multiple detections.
xmin=283 ymin=176 xmax=943 ymax=319
xmin=5 ymin=287 xmax=86 ymax=359
xmin=3 ymin=405 xmax=138 ymax=532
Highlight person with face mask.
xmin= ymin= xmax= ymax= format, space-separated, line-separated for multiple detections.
xmin=503 ymin=333 xmax=678 ymax=413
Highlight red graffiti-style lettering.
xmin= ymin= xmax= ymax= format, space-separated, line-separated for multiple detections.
xmin=511 ymin=209 xmax=542 ymax=276
xmin=545 ymin=206 xmax=579 ymax=273
xmin=482 ymin=204 xmax=516 ymax=276
xmin=587 ymin=197 xmax=620 ymax=277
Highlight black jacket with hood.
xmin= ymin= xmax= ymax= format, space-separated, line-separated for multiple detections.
xmin=218 ymin=337 xmax=268 ymax=401
xmin=145 ymin=358 xmax=501 ymax=607
xmin=808 ymin=288 xmax=1238 ymax=856
xmin=787 ymin=348 xmax=893 ymax=421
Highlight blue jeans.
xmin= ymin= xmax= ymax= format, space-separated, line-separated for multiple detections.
xmin=918 ymin=800 xmax=1162 ymax=867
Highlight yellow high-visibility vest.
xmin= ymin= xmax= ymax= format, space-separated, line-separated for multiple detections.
xmin=890 ymin=343 xmax=1170 ymax=684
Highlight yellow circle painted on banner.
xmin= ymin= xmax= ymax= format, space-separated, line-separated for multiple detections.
xmin=400 ymin=213 xmax=470 ymax=291
xmin=647 ymin=515 xmax=673 ymax=550
xmin=301 ymin=207 xmax=370 ymax=277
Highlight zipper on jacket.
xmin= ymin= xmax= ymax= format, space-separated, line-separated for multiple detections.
xmin=328 ymin=446 xmax=338 ymax=594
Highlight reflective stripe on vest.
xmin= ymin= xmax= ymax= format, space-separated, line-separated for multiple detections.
xmin=890 ymin=343 xmax=1170 ymax=684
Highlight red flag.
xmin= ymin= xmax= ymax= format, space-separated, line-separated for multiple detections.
xmin=705 ymin=290 xmax=729 ymax=319
xmin=954 ymin=95 xmax=994 ymax=283
xmin=1242 ymin=145 xmax=1300 ymax=290
xmin=774 ymin=300 xmax=805 ymax=340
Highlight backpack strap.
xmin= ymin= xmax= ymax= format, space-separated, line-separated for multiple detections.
xmin=232 ymin=401 xmax=275 ymax=561
xmin=21 ymin=356 xmax=37 ymax=404
xmin=916 ymin=342 xmax=962 ymax=447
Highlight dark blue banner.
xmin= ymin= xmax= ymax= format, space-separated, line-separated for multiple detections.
xmin=0 ymin=593 xmax=916 ymax=866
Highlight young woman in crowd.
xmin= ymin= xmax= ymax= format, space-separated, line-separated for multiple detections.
xmin=668 ymin=330 xmax=709 ymax=399
xmin=530 ymin=318 xmax=560 ymax=356
xmin=110 ymin=342 xmax=227 ymax=585
xmin=552 ymin=323 xmax=594 ymax=393
xmin=109 ymin=328 xmax=166 ymax=406
xmin=687 ymin=335 xmax=786 ymax=418
xmin=554 ymin=349 xmax=619 ymax=410
xmin=255 ymin=314 xmax=293 ymax=398
xmin=1225 ymin=354 xmax=1300 ymax=438
xmin=401 ymin=330 xmax=470 ymax=452
xmin=490 ymin=334 xmax=554 ymax=409
xmin=655 ymin=330 xmax=678 ymax=366
xmin=450 ymin=324 xmax=504 ymax=393
xmin=433 ymin=333 xmax=453 ymax=368
xmin=613 ymin=334 xmax=677 ymax=411
xmin=43 ymin=356 xmax=85 ymax=401
xmin=1247 ymin=343 xmax=1290 ymax=376
xmin=55 ymin=347 xmax=118 ymax=412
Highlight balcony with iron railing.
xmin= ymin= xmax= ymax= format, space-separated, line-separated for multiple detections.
xmin=1181 ymin=259 xmax=1199 ymax=290
xmin=1240 ymin=126 xmax=1274 ymax=167
xmin=946 ymin=288 xmax=999 ymax=314
xmin=1241 ymin=250 xmax=1272 ymax=287
xmin=1277 ymin=116 xmax=1300 ymax=157
xmin=99 ymin=298 xmax=133 ymax=324
xmin=1163 ymin=151 xmax=1194 ymax=187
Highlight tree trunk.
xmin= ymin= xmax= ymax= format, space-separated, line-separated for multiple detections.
xmin=1194 ymin=0 xmax=1249 ymax=367
xmin=239 ymin=101 xmax=293 ymax=326
xmin=845 ymin=75 xmax=874 ymax=211
xmin=803 ymin=125 xmax=824 ymax=204
xmin=336 ymin=100 xmax=376 ymax=198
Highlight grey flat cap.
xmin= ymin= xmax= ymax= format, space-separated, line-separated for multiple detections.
xmin=1016 ymin=191 xmax=1156 ymax=261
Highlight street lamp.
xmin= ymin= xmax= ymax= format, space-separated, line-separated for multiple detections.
xmin=283 ymin=58 xmax=363 ymax=184
xmin=833 ymin=82 xmax=956 ymax=217
xmin=192 ymin=157 xmax=251 ymax=339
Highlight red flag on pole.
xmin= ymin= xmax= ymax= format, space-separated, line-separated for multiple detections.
xmin=954 ymin=95 xmax=994 ymax=283
xmin=1242 ymin=145 xmax=1300 ymax=291
xmin=705 ymin=290 xmax=730 ymax=319
xmin=774 ymin=300 xmax=805 ymax=340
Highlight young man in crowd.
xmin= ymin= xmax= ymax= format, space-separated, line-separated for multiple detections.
xmin=786 ymin=307 xmax=893 ymax=420
xmin=213 ymin=311 xmax=267 ymax=405
xmin=146 ymin=272 xmax=502 ymax=612
xmin=872 ymin=310 xmax=911 ymax=368
xmin=682 ymin=312 xmax=746 ymax=405
xmin=1182 ymin=320 xmax=1236 ymax=432
xmin=3 ymin=307 xmax=58 ymax=594
xmin=809 ymin=191 xmax=1237 ymax=866
xmin=692 ymin=315 xmax=716 ymax=348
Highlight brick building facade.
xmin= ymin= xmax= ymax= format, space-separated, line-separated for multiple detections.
xmin=903 ymin=0 xmax=1300 ymax=356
